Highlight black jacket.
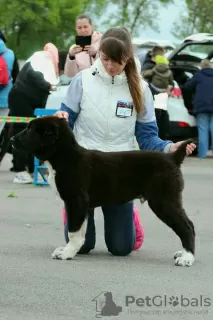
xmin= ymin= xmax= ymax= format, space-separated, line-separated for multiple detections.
xmin=184 ymin=68 xmax=213 ymax=114
xmin=12 ymin=55 xmax=20 ymax=84
xmin=10 ymin=61 xmax=51 ymax=108
xmin=142 ymin=51 xmax=156 ymax=71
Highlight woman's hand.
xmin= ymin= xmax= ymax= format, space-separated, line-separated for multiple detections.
xmin=84 ymin=45 xmax=97 ymax=57
xmin=69 ymin=45 xmax=83 ymax=57
xmin=54 ymin=111 xmax=69 ymax=120
xmin=170 ymin=141 xmax=196 ymax=155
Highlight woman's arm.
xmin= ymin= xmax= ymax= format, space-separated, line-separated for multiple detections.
xmin=135 ymin=82 xmax=173 ymax=153
xmin=64 ymin=52 xmax=79 ymax=78
xmin=59 ymin=72 xmax=83 ymax=129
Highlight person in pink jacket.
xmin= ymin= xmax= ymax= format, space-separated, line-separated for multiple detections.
xmin=64 ymin=14 xmax=102 ymax=77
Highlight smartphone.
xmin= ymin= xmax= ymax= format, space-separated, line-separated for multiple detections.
xmin=75 ymin=35 xmax=92 ymax=47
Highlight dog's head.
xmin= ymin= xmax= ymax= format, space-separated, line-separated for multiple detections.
xmin=104 ymin=292 xmax=113 ymax=300
xmin=11 ymin=116 xmax=68 ymax=161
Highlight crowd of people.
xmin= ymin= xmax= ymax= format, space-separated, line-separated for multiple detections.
xmin=0 ymin=12 xmax=210 ymax=256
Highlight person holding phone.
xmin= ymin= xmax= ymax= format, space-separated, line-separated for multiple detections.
xmin=54 ymin=27 xmax=196 ymax=257
xmin=64 ymin=14 xmax=102 ymax=77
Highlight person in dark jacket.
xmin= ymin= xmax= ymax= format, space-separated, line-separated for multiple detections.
xmin=9 ymin=43 xmax=59 ymax=183
xmin=184 ymin=59 xmax=213 ymax=158
xmin=142 ymin=46 xmax=164 ymax=71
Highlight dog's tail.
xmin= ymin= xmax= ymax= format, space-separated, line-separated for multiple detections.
xmin=170 ymin=139 xmax=194 ymax=167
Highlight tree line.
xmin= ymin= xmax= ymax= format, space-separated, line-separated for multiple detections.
xmin=0 ymin=0 xmax=212 ymax=58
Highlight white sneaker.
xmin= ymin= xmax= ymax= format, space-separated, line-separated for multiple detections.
xmin=13 ymin=171 xmax=33 ymax=184
xmin=207 ymin=150 xmax=213 ymax=157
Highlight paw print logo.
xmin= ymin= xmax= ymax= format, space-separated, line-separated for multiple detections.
xmin=169 ymin=296 xmax=179 ymax=307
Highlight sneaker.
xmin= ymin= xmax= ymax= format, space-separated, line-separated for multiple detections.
xmin=133 ymin=204 xmax=144 ymax=250
xmin=13 ymin=171 xmax=33 ymax=184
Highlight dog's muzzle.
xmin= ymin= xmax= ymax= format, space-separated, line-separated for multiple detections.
xmin=10 ymin=135 xmax=21 ymax=150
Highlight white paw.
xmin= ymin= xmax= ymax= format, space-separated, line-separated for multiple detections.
xmin=52 ymin=244 xmax=77 ymax=260
xmin=174 ymin=250 xmax=183 ymax=259
xmin=174 ymin=249 xmax=195 ymax=267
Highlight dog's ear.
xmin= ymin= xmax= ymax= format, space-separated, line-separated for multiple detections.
xmin=56 ymin=117 xmax=69 ymax=133
xmin=58 ymin=117 xmax=69 ymax=125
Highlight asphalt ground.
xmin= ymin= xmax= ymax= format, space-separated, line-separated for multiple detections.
xmin=0 ymin=154 xmax=213 ymax=320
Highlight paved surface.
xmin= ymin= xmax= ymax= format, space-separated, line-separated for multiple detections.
xmin=0 ymin=154 xmax=213 ymax=320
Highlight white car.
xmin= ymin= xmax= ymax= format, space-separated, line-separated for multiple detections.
xmin=45 ymin=75 xmax=71 ymax=110
xmin=166 ymin=33 xmax=213 ymax=141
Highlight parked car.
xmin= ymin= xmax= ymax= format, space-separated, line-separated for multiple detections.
xmin=167 ymin=33 xmax=213 ymax=141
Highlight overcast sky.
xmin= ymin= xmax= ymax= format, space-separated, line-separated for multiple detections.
xmin=139 ymin=0 xmax=186 ymax=43
xmin=99 ymin=0 xmax=187 ymax=44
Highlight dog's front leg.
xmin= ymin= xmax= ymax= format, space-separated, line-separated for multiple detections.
xmin=52 ymin=196 xmax=88 ymax=260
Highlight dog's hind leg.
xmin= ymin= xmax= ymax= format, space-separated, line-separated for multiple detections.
xmin=148 ymin=196 xmax=195 ymax=267
xmin=52 ymin=195 xmax=89 ymax=260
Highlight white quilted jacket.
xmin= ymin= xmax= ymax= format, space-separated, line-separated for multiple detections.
xmin=73 ymin=58 xmax=144 ymax=152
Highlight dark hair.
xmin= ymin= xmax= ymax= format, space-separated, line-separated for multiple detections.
xmin=99 ymin=27 xmax=143 ymax=114
xmin=75 ymin=14 xmax=92 ymax=25
xmin=58 ymin=51 xmax=68 ymax=71
xmin=151 ymin=46 xmax=164 ymax=57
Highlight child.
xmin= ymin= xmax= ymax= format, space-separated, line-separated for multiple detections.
xmin=142 ymin=55 xmax=174 ymax=97
xmin=142 ymin=55 xmax=173 ymax=140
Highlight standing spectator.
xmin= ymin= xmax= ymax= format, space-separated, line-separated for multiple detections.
xmin=142 ymin=46 xmax=165 ymax=72
xmin=0 ymin=30 xmax=19 ymax=168
xmin=0 ymin=31 xmax=19 ymax=167
xmin=0 ymin=36 xmax=18 ymax=135
xmin=0 ymin=31 xmax=19 ymax=86
xmin=64 ymin=14 xmax=102 ymax=77
xmin=9 ymin=43 xmax=59 ymax=183
xmin=184 ymin=59 xmax=213 ymax=158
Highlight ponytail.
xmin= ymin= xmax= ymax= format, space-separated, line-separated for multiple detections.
xmin=125 ymin=57 xmax=144 ymax=114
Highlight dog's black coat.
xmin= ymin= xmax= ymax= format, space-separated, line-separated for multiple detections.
xmin=11 ymin=116 xmax=195 ymax=256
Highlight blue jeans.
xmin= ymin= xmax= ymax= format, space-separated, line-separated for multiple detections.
xmin=196 ymin=113 xmax=213 ymax=158
xmin=64 ymin=202 xmax=136 ymax=256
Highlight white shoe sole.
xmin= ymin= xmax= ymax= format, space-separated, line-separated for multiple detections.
xmin=13 ymin=179 xmax=32 ymax=184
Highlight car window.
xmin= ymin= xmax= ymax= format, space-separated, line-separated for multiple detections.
xmin=177 ymin=43 xmax=213 ymax=60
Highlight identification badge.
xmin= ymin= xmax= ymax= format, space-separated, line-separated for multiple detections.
xmin=116 ymin=101 xmax=133 ymax=118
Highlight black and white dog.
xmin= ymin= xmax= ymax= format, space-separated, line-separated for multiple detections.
xmin=11 ymin=116 xmax=195 ymax=267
